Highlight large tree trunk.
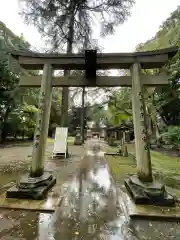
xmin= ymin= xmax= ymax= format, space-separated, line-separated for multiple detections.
xmin=80 ymin=35 xmax=89 ymax=143
xmin=81 ymin=87 xmax=85 ymax=143
xmin=0 ymin=105 xmax=11 ymax=144
xmin=60 ymin=3 xmax=75 ymax=127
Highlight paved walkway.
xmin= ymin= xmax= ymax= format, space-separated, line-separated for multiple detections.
xmin=1 ymin=140 xmax=180 ymax=239
xmin=42 ymin=139 xmax=138 ymax=239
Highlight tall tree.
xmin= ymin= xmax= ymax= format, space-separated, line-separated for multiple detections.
xmin=0 ymin=21 xmax=62 ymax=142
xmin=0 ymin=21 xmax=31 ymax=142
xmin=87 ymin=103 xmax=108 ymax=127
xmin=136 ymin=5 xmax=180 ymax=126
xmin=19 ymin=0 xmax=134 ymax=127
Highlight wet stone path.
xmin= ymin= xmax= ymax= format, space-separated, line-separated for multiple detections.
xmin=48 ymin=140 xmax=137 ymax=239
xmin=0 ymin=139 xmax=138 ymax=240
xmin=0 ymin=139 xmax=180 ymax=239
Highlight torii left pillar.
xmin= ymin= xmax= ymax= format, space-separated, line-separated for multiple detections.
xmin=6 ymin=64 xmax=56 ymax=200
xmin=31 ymin=64 xmax=53 ymax=177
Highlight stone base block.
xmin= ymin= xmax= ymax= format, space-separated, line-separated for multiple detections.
xmin=6 ymin=172 xmax=56 ymax=200
xmin=119 ymin=188 xmax=180 ymax=220
xmin=104 ymin=152 xmax=123 ymax=156
xmin=108 ymin=142 xmax=117 ymax=147
xmin=124 ymin=175 xmax=175 ymax=206
xmin=74 ymin=139 xmax=82 ymax=145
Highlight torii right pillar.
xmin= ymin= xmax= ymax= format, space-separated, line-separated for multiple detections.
xmin=124 ymin=62 xmax=175 ymax=206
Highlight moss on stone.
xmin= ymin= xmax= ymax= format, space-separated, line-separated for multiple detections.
xmin=30 ymin=167 xmax=44 ymax=177
xmin=137 ymin=170 xmax=153 ymax=183
xmin=106 ymin=155 xmax=136 ymax=184
xmin=107 ymin=143 xmax=180 ymax=196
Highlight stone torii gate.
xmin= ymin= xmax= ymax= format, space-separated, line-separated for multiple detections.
xmin=6 ymin=47 xmax=178 ymax=203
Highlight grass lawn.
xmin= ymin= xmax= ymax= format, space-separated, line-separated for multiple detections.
xmin=106 ymin=144 xmax=180 ymax=199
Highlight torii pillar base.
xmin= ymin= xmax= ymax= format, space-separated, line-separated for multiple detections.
xmin=74 ymin=135 xmax=83 ymax=145
xmin=6 ymin=172 xmax=56 ymax=200
xmin=124 ymin=175 xmax=175 ymax=206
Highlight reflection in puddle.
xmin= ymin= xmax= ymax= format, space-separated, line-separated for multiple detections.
xmin=38 ymin=213 xmax=54 ymax=240
xmin=44 ymin=199 xmax=53 ymax=209
xmin=0 ymin=140 xmax=138 ymax=240
xmin=10 ymin=140 xmax=136 ymax=240
xmin=90 ymin=165 xmax=111 ymax=192
xmin=35 ymin=140 xmax=136 ymax=239
xmin=2 ymin=141 xmax=180 ymax=239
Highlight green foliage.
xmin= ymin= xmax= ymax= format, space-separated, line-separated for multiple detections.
xmin=136 ymin=6 xmax=180 ymax=126
xmin=49 ymin=88 xmax=62 ymax=135
xmin=87 ymin=104 xmax=107 ymax=126
xmin=0 ymin=22 xmax=63 ymax=142
xmin=20 ymin=0 xmax=135 ymax=127
xmin=137 ymin=6 xmax=180 ymax=51
xmin=107 ymin=88 xmax=132 ymax=126
xmin=160 ymin=126 xmax=180 ymax=145
xmin=0 ymin=53 xmax=20 ymax=142
xmin=105 ymin=5 xmax=180 ymax=146
xmin=21 ymin=104 xmax=38 ymax=138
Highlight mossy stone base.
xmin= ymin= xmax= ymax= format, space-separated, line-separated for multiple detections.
xmin=30 ymin=168 xmax=44 ymax=178
xmin=6 ymin=172 xmax=56 ymax=200
xmin=124 ymin=174 xmax=175 ymax=206
xmin=108 ymin=141 xmax=117 ymax=147
xmin=74 ymin=137 xmax=82 ymax=145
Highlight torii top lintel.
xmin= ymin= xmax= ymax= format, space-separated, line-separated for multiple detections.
xmin=10 ymin=46 xmax=178 ymax=70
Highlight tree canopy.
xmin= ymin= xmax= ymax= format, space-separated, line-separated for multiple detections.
xmin=0 ymin=22 xmax=63 ymax=142
xmin=1 ymin=4 xmax=180 ymax=148
xmin=19 ymin=0 xmax=135 ymax=52
xmin=19 ymin=0 xmax=135 ymax=127
xmin=136 ymin=6 xmax=180 ymax=126
xmin=105 ymin=6 xmax=180 ymax=147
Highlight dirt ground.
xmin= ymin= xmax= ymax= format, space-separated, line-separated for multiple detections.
xmin=0 ymin=142 xmax=85 ymax=185
xmin=0 ymin=142 xmax=86 ymax=240
xmin=0 ymin=141 xmax=82 ymax=170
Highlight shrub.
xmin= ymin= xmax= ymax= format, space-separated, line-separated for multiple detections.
xmin=160 ymin=126 xmax=180 ymax=147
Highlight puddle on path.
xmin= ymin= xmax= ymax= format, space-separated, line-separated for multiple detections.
xmin=3 ymin=139 xmax=180 ymax=240
xmin=46 ymin=141 xmax=137 ymax=240
xmin=0 ymin=139 xmax=136 ymax=240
